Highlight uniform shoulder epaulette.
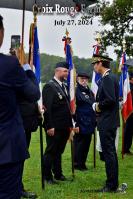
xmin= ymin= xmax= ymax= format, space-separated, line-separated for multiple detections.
xmin=104 ymin=72 xmax=110 ymax=77
xmin=105 ymin=72 xmax=109 ymax=76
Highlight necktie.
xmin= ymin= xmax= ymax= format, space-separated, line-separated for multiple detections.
xmin=62 ymin=83 xmax=68 ymax=96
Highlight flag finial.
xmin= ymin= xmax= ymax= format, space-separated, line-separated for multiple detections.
xmin=65 ymin=29 xmax=69 ymax=38
xmin=95 ymin=32 xmax=101 ymax=45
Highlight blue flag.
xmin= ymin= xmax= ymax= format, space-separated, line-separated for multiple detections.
xmin=33 ymin=26 xmax=41 ymax=84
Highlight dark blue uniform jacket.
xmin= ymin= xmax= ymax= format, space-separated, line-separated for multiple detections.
xmin=76 ymin=83 xmax=96 ymax=134
xmin=0 ymin=54 xmax=40 ymax=165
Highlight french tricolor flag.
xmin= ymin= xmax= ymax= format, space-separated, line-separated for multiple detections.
xmin=93 ymin=44 xmax=100 ymax=56
xmin=66 ymin=43 xmax=76 ymax=114
xmin=91 ymin=71 xmax=101 ymax=97
xmin=91 ymin=44 xmax=101 ymax=97
xmin=119 ymin=52 xmax=133 ymax=121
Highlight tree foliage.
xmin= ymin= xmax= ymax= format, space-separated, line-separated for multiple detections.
xmin=40 ymin=53 xmax=116 ymax=82
xmin=40 ymin=54 xmax=93 ymax=83
xmin=99 ymin=0 xmax=133 ymax=58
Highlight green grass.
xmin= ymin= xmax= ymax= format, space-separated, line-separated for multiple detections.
xmin=23 ymin=129 xmax=133 ymax=199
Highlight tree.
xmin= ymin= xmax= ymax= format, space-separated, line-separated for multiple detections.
xmin=99 ymin=0 xmax=133 ymax=58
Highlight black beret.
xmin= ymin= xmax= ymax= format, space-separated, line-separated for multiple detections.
xmin=92 ymin=54 xmax=113 ymax=64
xmin=55 ymin=62 xmax=69 ymax=69
xmin=77 ymin=72 xmax=90 ymax=79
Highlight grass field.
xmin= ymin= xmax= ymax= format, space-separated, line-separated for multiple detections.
xmin=23 ymin=129 xmax=133 ymax=199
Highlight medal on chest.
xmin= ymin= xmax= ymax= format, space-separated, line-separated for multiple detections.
xmin=82 ymin=92 xmax=89 ymax=99
xmin=58 ymin=92 xmax=63 ymax=100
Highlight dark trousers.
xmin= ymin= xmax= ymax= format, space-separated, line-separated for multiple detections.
xmin=74 ymin=133 xmax=92 ymax=167
xmin=21 ymin=131 xmax=31 ymax=191
xmin=99 ymin=128 xmax=118 ymax=190
xmin=124 ymin=113 xmax=133 ymax=153
xmin=0 ymin=162 xmax=23 ymax=199
xmin=43 ymin=128 xmax=70 ymax=180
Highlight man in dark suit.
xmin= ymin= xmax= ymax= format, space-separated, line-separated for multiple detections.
xmin=42 ymin=62 xmax=72 ymax=184
xmin=92 ymin=54 xmax=120 ymax=192
xmin=74 ymin=72 xmax=96 ymax=171
xmin=0 ymin=15 xmax=40 ymax=199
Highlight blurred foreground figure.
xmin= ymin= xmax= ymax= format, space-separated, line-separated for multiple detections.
xmin=0 ymin=15 xmax=40 ymax=199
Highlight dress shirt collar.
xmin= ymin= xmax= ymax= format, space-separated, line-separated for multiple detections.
xmin=54 ymin=76 xmax=63 ymax=87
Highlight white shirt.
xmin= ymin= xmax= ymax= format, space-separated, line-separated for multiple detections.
xmin=54 ymin=76 xmax=68 ymax=96
xmin=54 ymin=76 xmax=62 ymax=87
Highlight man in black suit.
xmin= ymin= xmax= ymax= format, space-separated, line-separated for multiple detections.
xmin=92 ymin=55 xmax=120 ymax=192
xmin=42 ymin=62 xmax=72 ymax=184
xmin=0 ymin=15 xmax=40 ymax=199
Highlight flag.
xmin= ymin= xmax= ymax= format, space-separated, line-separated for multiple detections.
xmin=119 ymin=52 xmax=133 ymax=121
xmin=33 ymin=26 xmax=41 ymax=84
xmin=93 ymin=44 xmax=100 ymax=55
xmin=91 ymin=71 xmax=101 ymax=97
xmin=62 ymin=31 xmax=76 ymax=115
xmin=29 ymin=22 xmax=42 ymax=109
xmin=66 ymin=43 xmax=76 ymax=114
xmin=28 ymin=23 xmax=34 ymax=67
xmin=91 ymin=44 xmax=101 ymax=97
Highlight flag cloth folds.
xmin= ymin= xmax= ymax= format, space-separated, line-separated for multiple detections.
xmin=33 ymin=26 xmax=41 ymax=84
xmin=119 ymin=52 xmax=133 ymax=121
xmin=29 ymin=23 xmax=41 ymax=84
xmin=64 ymin=34 xmax=76 ymax=114
xmin=29 ymin=22 xmax=42 ymax=109
xmin=91 ymin=44 xmax=101 ymax=97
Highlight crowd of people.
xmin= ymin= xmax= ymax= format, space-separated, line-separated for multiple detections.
xmin=0 ymin=14 xmax=133 ymax=199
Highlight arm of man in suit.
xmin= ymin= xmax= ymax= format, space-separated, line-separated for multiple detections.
xmin=42 ymin=84 xmax=55 ymax=136
xmin=11 ymin=58 xmax=40 ymax=102
xmin=98 ymin=76 xmax=116 ymax=111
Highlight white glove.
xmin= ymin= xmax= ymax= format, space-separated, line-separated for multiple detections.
xmin=92 ymin=102 xmax=101 ymax=112
xmin=23 ymin=63 xmax=31 ymax=71
xmin=92 ymin=103 xmax=96 ymax=111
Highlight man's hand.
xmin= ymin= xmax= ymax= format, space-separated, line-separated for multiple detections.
xmin=47 ymin=128 xmax=55 ymax=136
xmin=73 ymin=127 xmax=79 ymax=133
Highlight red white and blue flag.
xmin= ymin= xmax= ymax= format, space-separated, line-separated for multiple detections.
xmin=93 ymin=44 xmax=101 ymax=56
xmin=119 ymin=52 xmax=133 ymax=121
xmin=91 ymin=44 xmax=101 ymax=97
xmin=65 ymin=43 xmax=76 ymax=114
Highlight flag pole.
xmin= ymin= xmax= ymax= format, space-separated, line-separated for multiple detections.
xmin=33 ymin=4 xmax=45 ymax=189
xmin=62 ymin=29 xmax=75 ymax=179
xmin=121 ymin=39 xmax=126 ymax=159
xmin=92 ymin=32 xmax=101 ymax=169
xmin=20 ymin=0 xmax=25 ymax=65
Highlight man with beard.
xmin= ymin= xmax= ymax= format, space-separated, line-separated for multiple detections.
xmin=42 ymin=62 xmax=72 ymax=184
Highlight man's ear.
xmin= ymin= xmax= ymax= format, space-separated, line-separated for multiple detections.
xmin=0 ymin=28 xmax=4 ymax=47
